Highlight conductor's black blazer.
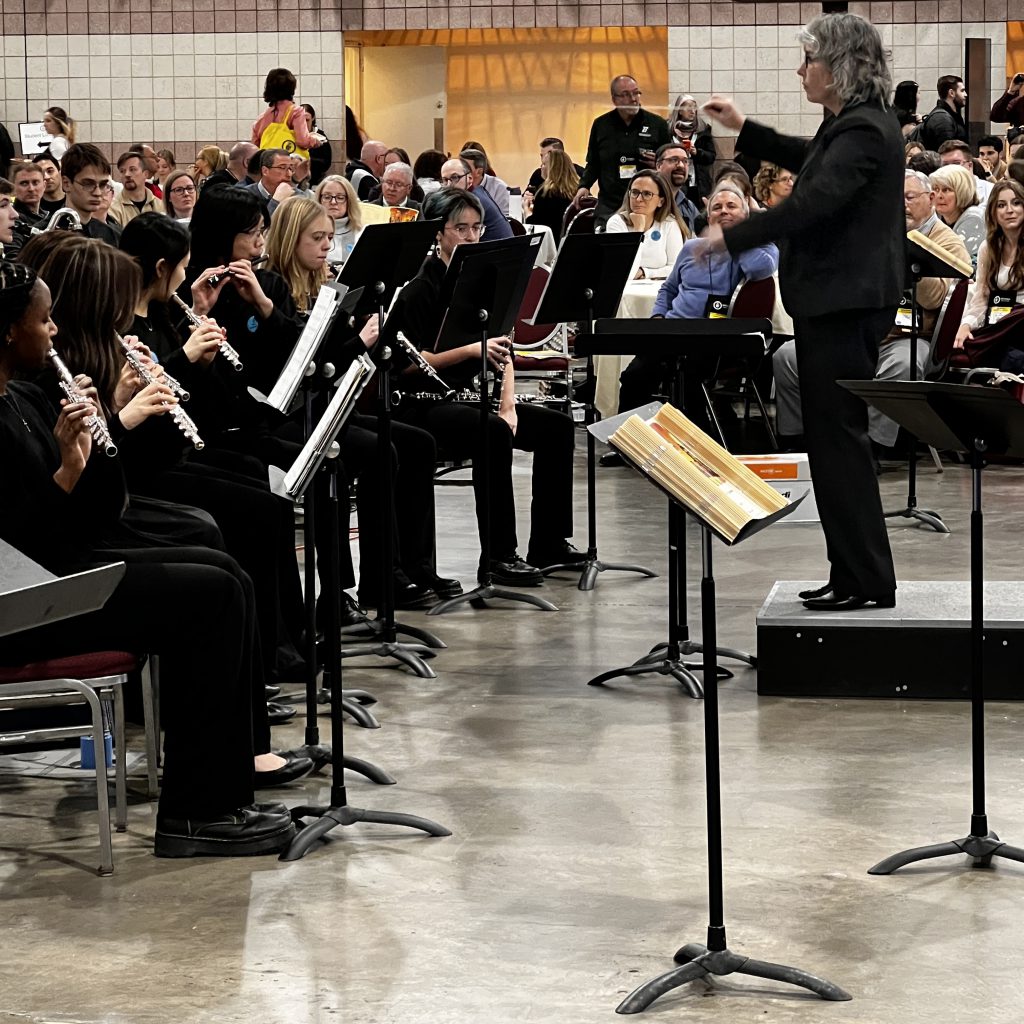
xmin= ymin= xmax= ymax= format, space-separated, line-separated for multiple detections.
xmin=724 ymin=100 xmax=905 ymax=319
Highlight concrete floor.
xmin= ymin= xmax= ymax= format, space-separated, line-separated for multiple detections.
xmin=3 ymin=446 xmax=1024 ymax=1023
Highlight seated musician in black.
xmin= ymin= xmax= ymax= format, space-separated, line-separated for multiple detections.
xmin=390 ymin=186 xmax=584 ymax=584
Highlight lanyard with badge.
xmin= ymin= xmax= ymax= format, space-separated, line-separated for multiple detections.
xmin=703 ymin=253 xmax=734 ymax=319
xmin=894 ymin=288 xmax=922 ymax=330
xmin=987 ymin=290 xmax=1019 ymax=325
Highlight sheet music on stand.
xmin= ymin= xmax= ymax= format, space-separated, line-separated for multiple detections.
xmin=284 ymin=353 xmax=376 ymax=499
xmin=265 ymin=281 xmax=361 ymax=414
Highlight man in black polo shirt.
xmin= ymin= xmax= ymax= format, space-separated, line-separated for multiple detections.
xmin=576 ymin=75 xmax=671 ymax=226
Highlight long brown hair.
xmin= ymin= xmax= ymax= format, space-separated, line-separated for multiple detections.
xmin=613 ymin=169 xmax=689 ymax=237
xmin=538 ymin=149 xmax=579 ymax=200
xmin=984 ymin=179 xmax=1024 ymax=293
xmin=19 ymin=233 xmax=141 ymax=415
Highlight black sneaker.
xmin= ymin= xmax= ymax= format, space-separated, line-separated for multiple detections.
xmin=154 ymin=805 xmax=296 ymax=858
xmin=488 ymin=554 xmax=544 ymax=586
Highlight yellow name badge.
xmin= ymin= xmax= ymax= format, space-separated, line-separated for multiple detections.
xmin=619 ymin=163 xmax=637 ymax=179
xmin=988 ymin=293 xmax=1016 ymax=324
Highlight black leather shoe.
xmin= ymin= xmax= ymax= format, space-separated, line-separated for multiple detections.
xmin=411 ymin=571 xmax=463 ymax=599
xmin=599 ymin=451 xmax=625 ymax=468
xmin=154 ymin=805 xmax=296 ymax=857
xmin=340 ymin=592 xmax=372 ymax=628
xmin=253 ymin=801 xmax=288 ymax=815
xmin=360 ymin=578 xmax=438 ymax=610
xmin=267 ymin=701 xmax=297 ymax=725
xmin=277 ymin=743 xmax=332 ymax=773
xmin=265 ymin=684 xmax=282 ymax=700
xmin=488 ymin=555 xmax=544 ymax=586
xmin=797 ymin=583 xmax=833 ymax=600
xmin=254 ymin=754 xmax=314 ymax=789
xmin=803 ymin=593 xmax=896 ymax=611
xmin=527 ymin=540 xmax=589 ymax=569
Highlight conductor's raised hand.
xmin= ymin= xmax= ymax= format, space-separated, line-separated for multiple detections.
xmin=701 ymin=95 xmax=746 ymax=132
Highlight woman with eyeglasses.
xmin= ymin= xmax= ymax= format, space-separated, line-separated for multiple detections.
xmin=315 ymin=175 xmax=363 ymax=268
xmin=928 ymin=164 xmax=984 ymax=264
xmin=703 ymin=11 xmax=901 ymax=612
xmin=604 ymin=169 xmax=688 ymax=279
xmin=752 ymin=164 xmax=796 ymax=208
xmin=163 ymin=170 xmax=198 ymax=223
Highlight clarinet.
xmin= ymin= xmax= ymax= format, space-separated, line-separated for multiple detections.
xmin=393 ymin=331 xmax=455 ymax=398
xmin=490 ymin=327 xmax=514 ymax=411
xmin=47 ymin=347 xmax=118 ymax=457
xmin=170 ymin=293 xmax=244 ymax=371
xmin=118 ymin=337 xmax=204 ymax=450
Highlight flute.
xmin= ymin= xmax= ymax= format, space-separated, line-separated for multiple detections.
xmin=47 ymin=347 xmax=118 ymax=457
xmin=118 ymin=337 xmax=204 ymax=450
xmin=170 ymin=293 xmax=244 ymax=371
xmin=207 ymin=253 xmax=269 ymax=289
xmin=120 ymin=338 xmax=189 ymax=402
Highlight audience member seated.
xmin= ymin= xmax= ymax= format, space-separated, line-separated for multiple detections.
xmin=604 ymin=169 xmax=687 ymax=280
xmin=11 ymin=161 xmax=45 ymax=229
xmin=241 ymin=148 xmax=294 ymax=221
xmin=667 ymin=94 xmax=716 ymax=203
xmin=33 ymin=153 xmax=66 ymax=215
xmin=977 ymin=135 xmax=1008 ymax=181
xmin=390 ymin=187 xmax=584 ymax=583
xmin=59 ymin=143 xmax=122 ymax=245
xmin=442 ymin=155 xmax=512 ymax=241
xmin=413 ymin=149 xmax=446 ymax=196
xmin=155 ymin=149 xmax=176 ymax=185
xmin=289 ymin=156 xmax=313 ymax=198
xmin=370 ymin=161 xmax=421 ymax=213
xmin=953 ymin=179 xmax=1024 ymax=367
xmin=459 ymin=147 xmax=509 ymax=217
xmin=929 ymin=164 xmax=985 ymax=263
xmin=600 ymin=182 xmax=778 ymax=467
xmin=316 ymin=175 xmax=362 ymax=268
xmin=938 ymin=139 xmax=994 ymax=201
xmin=753 ymin=164 xmax=796 ymax=208
xmin=905 ymin=140 xmax=925 ymax=164
xmin=774 ymin=170 xmax=971 ymax=451
xmin=526 ymin=137 xmax=585 ymax=193
xmin=907 ymin=149 xmax=941 ymax=175
xmin=128 ymin=144 xmax=163 ymax=198
xmin=193 ymin=145 xmax=227 ymax=190
xmin=655 ymin=143 xmax=701 ymax=231
xmin=205 ymin=142 xmax=257 ymax=190
xmin=523 ymin=148 xmax=579 ymax=241
xmin=0 ymin=180 xmax=21 ymax=259
xmin=691 ymin=161 xmax=755 ymax=235
xmin=348 ymin=140 xmax=388 ymax=200
xmin=109 ymin=150 xmax=164 ymax=227
xmin=163 ymin=170 xmax=197 ymax=223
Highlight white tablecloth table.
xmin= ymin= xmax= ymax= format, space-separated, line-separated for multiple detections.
xmin=594 ymin=279 xmax=663 ymax=419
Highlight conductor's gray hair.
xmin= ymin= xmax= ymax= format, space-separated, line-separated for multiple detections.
xmin=798 ymin=13 xmax=893 ymax=107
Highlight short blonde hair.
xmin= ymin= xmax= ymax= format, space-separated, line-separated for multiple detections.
xmin=314 ymin=174 xmax=362 ymax=231
xmin=929 ymin=164 xmax=979 ymax=214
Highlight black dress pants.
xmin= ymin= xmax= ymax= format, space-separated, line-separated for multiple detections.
xmin=399 ymin=401 xmax=574 ymax=560
xmin=794 ymin=306 xmax=897 ymax=597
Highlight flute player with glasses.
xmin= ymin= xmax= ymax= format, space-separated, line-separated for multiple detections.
xmin=700 ymin=11 xmax=901 ymax=612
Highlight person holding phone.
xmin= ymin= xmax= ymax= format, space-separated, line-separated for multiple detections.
xmin=991 ymin=72 xmax=1024 ymax=130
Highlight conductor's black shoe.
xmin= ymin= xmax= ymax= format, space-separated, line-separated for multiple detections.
xmin=411 ymin=571 xmax=463 ymax=600
xmin=802 ymin=592 xmax=896 ymax=611
xmin=254 ymin=754 xmax=315 ymax=789
xmin=797 ymin=583 xmax=833 ymax=600
xmin=154 ymin=805 xmax=296 ymax=858
xmin=267 ymin=701 xmax=297 ymax=725
xmin=488 ymin=555 xmax=544 ymax=587
xmin=527 ymin=540 xmax=588 ymax=569
xmin=599 ymin=451 xmax=625 ymax=468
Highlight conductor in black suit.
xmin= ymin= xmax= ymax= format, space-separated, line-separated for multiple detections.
xmin=702 ymin=12 xmax=901 ymax=611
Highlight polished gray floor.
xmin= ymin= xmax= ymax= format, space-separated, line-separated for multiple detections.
xmin=3 ymin=446 xmax=1024 ymax=1023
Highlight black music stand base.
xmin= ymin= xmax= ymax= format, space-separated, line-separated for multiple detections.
xmin=543 ymin=552 xmax=658 ymax=592
xmin=284 ymin=743 xmax=397 ymax=786
xmin=281 ymin=787 xmax=451 ymax=861
xmin=884 ymin=504 xmax=949 ymax=534
xmin=430 ymin=581 xmax=557 ymax=615
xmin=869 ymin=816 xmax=1024 ymax=874
xmin=616 ymin=941 xmax=850 ymax=1014
xmin=340 ymin=641 xmax=437 ymax=679
xmin=342 ymin=615 xmax=447 ymax=649
xmin=589 ymin=641 xmax=704 ymax=699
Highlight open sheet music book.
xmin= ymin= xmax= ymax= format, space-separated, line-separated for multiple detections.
xmin=907 ymin=229 xmax=974 ymax=278
xmin=610 ymin=404 xmax=788 ymax=541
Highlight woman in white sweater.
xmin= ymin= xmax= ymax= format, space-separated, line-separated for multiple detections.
xmin=604 ymin=169 xmax=688 ymax=279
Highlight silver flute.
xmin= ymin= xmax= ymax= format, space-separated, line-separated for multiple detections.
xmin=119 ymin=337 xmax=189 ymax=401
xmin=47 ymin=347 xmax=118 ymax=457
xmin=118 ymin=337 xmax=204 ymax=450
xmin=170 ymin=293 xmax=244 ymax=371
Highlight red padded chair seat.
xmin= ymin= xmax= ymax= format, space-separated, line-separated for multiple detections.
xmin=514 ymin=355 xmax=569 ymax=371
xmin=0 ymin=651 xmax=139 ymax=684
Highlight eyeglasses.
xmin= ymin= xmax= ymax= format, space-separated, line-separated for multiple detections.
xmin=658 ymin=155 xmax=689 ymax=166
xmin=74 ymin=178 xmax=110 ymax=192
xmin=170 ymin=184 xmax=196 ymax=196
xmin=614 ymin=89 xmax=643 ymax=100
xmin=448 ymin=222 xmax=484 ymax=237
xmin=629 ymin=188 xmax=658 ymax=201
xmin=441 ymin=173 xmax=469 ymax=185
xmin=243 ymin=224 xmax=266 ymax=239
xmin=382 ymin=179 xmax=409 ymax=188
xmin=320 ymin=194 xmax=347 ymax=205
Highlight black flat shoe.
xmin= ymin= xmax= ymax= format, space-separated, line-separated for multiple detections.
xmin=254 ymin=754 xmax=314 ymax=789
xmin=599 ymin=451 xmax=625 ymax=468
xmin=154 ymin=805 xmax=296 ymax=857
xmin=276 ymin=743 xmax=332 ymax=773
xmin=488 ymin=555 xmax=544 ymax=587
xmin=267 ymin=701 xmax=297 ymax=725
xmin=265 ymin=684 xmax=282 ymax=700
xmin=797 ymin=583 xmax=833 ymax=600
xmin=803 ymin=593 xmax=896 ymax=611
xmin=527 ymin=541 xmax=589 ymax=568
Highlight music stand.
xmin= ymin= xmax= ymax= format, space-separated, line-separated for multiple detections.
xmin=338 ymin=220 xmax=448 ymax=668
xmin=579 ymin=319 xmax=772 ymax=697
xmin=281 ymin=356 xmax=451 ymax=861
xmin=425 ymin=235 xmax=559 ymax=615
xmin=527 ymin=232 xmax=657 ymax=591
xmin=606 ymin=419 xmax=846 ymax=1014
xmin=882 ymin=237 xmax=967 ymax=534
xmin=842 ymin=378 xmax=1024 ymax=876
